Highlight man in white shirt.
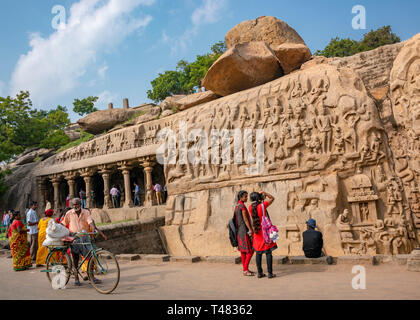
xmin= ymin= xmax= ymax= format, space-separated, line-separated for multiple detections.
xmin=110 ymin=186 xmax=120 ymax=208
xmin=26 ymin=201 xmax=39 ymax=262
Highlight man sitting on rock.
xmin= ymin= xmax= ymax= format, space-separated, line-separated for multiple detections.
xmin=302 ymin=219 xmax=324 ymax=258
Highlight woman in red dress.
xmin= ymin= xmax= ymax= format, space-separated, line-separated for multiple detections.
xmin=235 ymin=190 xmax=255 ymax=276
xmin=249 ymin=191 xmax=276 ymax=278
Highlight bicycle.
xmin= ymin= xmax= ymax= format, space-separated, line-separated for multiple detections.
xmin=43 ymin=231 xmax=120 ymax=294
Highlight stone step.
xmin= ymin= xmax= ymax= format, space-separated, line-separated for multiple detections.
xmin=289 ymin=256 xmax=333 ymax=265
xmin=116 ymin=254 xmax=141 ymax=261
xmin=373 ymin=254 xmax=410 ymax=265
xmin=204 ymin=256 xmax=242 ymax=264
xmin=337 ymin=255 xmax=374 ymax=265
xmin=170 ymin=256 xmax=201 ymax=263
xmin=142 ymin=254 xmax=170 ymax=262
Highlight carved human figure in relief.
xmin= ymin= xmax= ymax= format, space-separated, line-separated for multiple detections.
xmin=378 ymin=233 xmax=394 ymax=255
xmin=360 ymin=203 xmax=369 ymax=222
xmin=336 ymin=209 xmax=353 ymax=240
xmin=332 ymin=125 xmax=345 ymax=154
xmin=343 ymin=111 xmax=360 ymax=152
xmin=260 ymin=99 xmax=272 ymax=128
xmin=314 ymin=106 xmax=335 ymax=153
xmin=370 ymin=132 xmax=385 ymax=162
xmin=386 ymin=181 xmax=403 ymax=216
xmin=271 ymin=98 xmax=282 ymax=126
xmin=268 ymin=131 xmax=285 ymax=168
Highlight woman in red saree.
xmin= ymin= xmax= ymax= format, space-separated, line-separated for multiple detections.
xmin=235 ymin=190 xmax=255 ymax=276
xmin=8 ymin=211 xmax=32 ymax=271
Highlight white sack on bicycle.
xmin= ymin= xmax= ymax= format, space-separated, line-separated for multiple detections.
xmin=46 ymin=219 xmax=70 ymax=239
xmin=42 ymin=235 xmax=64 ymax=247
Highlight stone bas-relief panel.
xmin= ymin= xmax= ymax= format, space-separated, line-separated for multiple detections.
xmin=161 ymin=170 xmax=416 ymax=257
xmin=389 ymin=33 xmax=420 ymax=244
xmin=44 ymin=34 xmax=420 ymax=256
xmin=165 ymin=64 xmax=387 ymax=195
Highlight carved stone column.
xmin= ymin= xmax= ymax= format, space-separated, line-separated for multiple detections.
xmin=80 ymin=168 xmax=94 ymax=209
xmin=118 ymin=161 xmax=133 ymax=208
xmin=140 ymin=157 xmax=155 ymax=207
xmin=99 ymin=165 xmax=111 ymax=209
xmin=64 ymin=171 xmax=76 ymax=200
xmin=51 ymin=175 xmax=61 ymax=211
xmin=36 ymin=177 xmax=46 ymax=214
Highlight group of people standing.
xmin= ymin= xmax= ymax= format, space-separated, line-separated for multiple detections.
xmin=235 ymin=190 xmax=277 ymax=278
xmin=1 ymin=201 xmax=48 ymax=271
xmin=111 ymin=182 xmax=166 ymax=208
xmin=234 ymin=190 xmax=324 ymax=279
xmin=2 ymin=198 xmax=106 ymax=285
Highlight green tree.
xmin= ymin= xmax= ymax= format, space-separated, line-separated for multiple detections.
xmin=146 ymin=70 xmax=188 ymax=103
xmin=314 ymin=37 xmax=361 ymax=57
xmin=358 ymin=25 xmax=400 ymax=52
xmin=0 ymin=91 xmax=72 ymax=162
xmin=147 ymin=41 xmax=226 ymax=103
xmin=73 ymin=96 xmax=99 ymax=116
xmin=0 ymin=91 xmax=33 ymax=161
xmin=211 ymin=41 xmax=227 ymax=55
xmin=315 ymin=25 xmax=401 ymax=58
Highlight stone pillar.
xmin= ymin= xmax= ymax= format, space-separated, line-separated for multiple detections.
xmin=100 ymin=167 xmax=111 ymax=209
xmin=118 ymin=161 xmax=133 ymax=208
xmin=141 ymin=158 xmax=155 ymax=207
xmin=123 ymin=98 xmax=129 ymax=109
xmin=80 ymin=168 xmax=94 ymax=209
xmin=51 ymin=177 xmax=61 ymax=211
xmin=37 ymin=177 xmax=46 ymax=214
xmin=83 ymin=175 xmax=92 ymax=208
xmin=65 ymin=176 xmax=76 ymax=200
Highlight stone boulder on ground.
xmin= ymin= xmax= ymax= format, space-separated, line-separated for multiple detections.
xmin=202 ymin=41 xmax=283 ymax=96
xmin=173 ymin=91 xmax=220 ymax=111
xmin=77 ymin=108 xmax=140 ymax=135
xmin=225 ymin=16 xmax=311 ymax=74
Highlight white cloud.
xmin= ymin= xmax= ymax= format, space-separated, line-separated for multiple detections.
xmin=191 ymin=0 xmax=227 ymax=26
xmin=10 ymin=0 xmax=154 ymax=107
xmin=165 ymin=0 xmax=227 ymax=55
xmin=98 ymin=65 xmax=109 ymax=79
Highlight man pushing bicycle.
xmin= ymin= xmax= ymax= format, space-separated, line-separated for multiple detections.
xmin=61 ymin=197 xmax=107 ymax=286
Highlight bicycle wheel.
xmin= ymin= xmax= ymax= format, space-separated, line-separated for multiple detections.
xmin=87 ymin=249 xmax=120 ymax=294
xmin=46 ymin=249 xmax=72 ymax=287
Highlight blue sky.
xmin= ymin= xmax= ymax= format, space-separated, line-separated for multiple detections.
xmin=0 ymin=0 xmax=419 ymax=122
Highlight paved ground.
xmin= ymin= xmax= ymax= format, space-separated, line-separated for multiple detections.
xmin=0 ymin=256 xmax=419 ymax=300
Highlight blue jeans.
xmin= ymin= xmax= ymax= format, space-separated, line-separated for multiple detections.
xmin=81 ymin=198 xmax=86 ymax=209
xmin=134 ymin=194 xmax=141 ymax=206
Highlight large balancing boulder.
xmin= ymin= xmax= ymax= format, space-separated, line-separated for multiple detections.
xmin=225 ymin=16 xmax=311 ymax=74
xmin=202 ymin=41 xmax=283 ymax=96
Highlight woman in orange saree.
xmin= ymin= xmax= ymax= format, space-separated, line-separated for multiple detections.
xmin=35 ymin=209 xmax=55 ymax=266
xmin=9 ymin=211 xmax=32 ymax=271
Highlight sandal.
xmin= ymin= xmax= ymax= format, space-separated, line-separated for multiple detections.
xmin=243 ymin=270 xmax=255 ymax=276
xmin=268 ymin=273 xmax=277 ymax=279
xmin=257 ymin=273 xmax=266 ymax=278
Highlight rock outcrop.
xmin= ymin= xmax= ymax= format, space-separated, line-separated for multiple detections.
xmin=172 ymin=91 xmax=220 ymax=111
xmin=77 ymin=107 xmax=145 ymax=135
xmin=203 ymin=41 xmax=283 ymax=96
xmin=225 ymin=16 xmax=311 ymax=73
